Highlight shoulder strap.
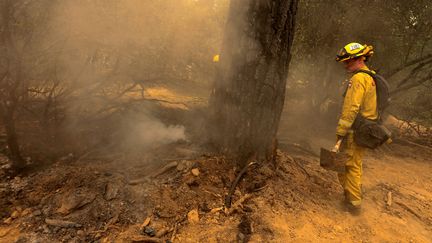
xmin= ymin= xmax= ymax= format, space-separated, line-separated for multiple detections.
xmin=342 ymin=70 xmax=374 ymax=97
xmin=353 ymin=69 xmax=382 ymax=121
xmin=353 ymin=69 xmax=376 ymax=78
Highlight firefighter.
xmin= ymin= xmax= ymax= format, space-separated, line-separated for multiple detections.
xmin=335 ymin=43 xmax=377 ymax=214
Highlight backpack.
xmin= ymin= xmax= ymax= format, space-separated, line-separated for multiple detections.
xmin=351 ymin=70 xmax=392 ymax=148
xmin=352 ymin=115 xmax=392 ymax=149
xmin=354 ymin=70 xmax=391 ymax=120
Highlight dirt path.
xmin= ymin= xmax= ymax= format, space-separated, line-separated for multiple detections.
xmin=249 ymin=143 xmax=432 ymax=242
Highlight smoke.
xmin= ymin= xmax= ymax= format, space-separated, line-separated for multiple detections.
xmin=27 ymin=0 xmax=230 ymax=154
xmin=8 ymin=0 xmax=427 ymax=160
xmin=125 ymin=116 xmax=186 ymax=150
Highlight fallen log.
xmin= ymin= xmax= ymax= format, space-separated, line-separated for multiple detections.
xmin=130 ymin=236 xmax=163 ymax=243
xmin=151 ymin=161 xmax=179 ymax=178
xmin=393 ymin=138 xmax=431 ymax=151
xmin=45 ymin=218 xmax=82 ymax=228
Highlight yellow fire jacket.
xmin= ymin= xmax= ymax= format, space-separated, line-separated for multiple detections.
xmin=336 ymin=66 xmax=378 ymax=137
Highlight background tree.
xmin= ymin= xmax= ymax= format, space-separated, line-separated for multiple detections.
xmin=285 ymin=0 xmax=432 ymax=140
xmin=208 ymin=0 xmax=299 ymax=166
xmin=0 ymin=0 xmax=58 ymax=169
xmin=0 ymin=0 xmax=231 ymax=170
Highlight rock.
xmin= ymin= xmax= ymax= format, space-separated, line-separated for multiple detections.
xmin=140 ymin=217 xmax=151 ymax=229
xmin=199 ymin=202 xmax=211 ymax=213
xmin=39 ymin=196 xmax=49 ymax=205
xmin=185 ymin=176 xmax=199 ymax=187
xmin=45 ymin=218 xmax=82 ymax=228
xmin=143 ymin=226 xmax=156 ymax=237
xmin=21 ymin=208 xmax=32 ymax=217
xmin=77 ymin=230 xmax=85 ymax=237
xmin=386 ymin=191 xmax=392 ymax=207
xmin=67 ymin=237 xmax=80 ymax=243
xmin=41 ymin=206 xmax=51 ymax=215
xmin=176 ymin=160 xmax=194 ymax=172
xmin=191 ymin=168 xmax=200 ymax=177
xmin=31 ymin=209 xmax=42 ymax=217
xmin=237 ymin=232 xmax=245 ymax=242
xmin=10 ymin=176 xmax=27 ymax=192
xmin=155 ymin=227 xmax=170 ymax=238
xmin=187 ymin=209 xmax=199 ymax=224
xmin=42 ymin=225 xmax=51 ymax=234
xmin=334 ymin=225 xmax=343 ymax=233
xmin=11 ymin=210 xmax=20 ymax=219
xmin=14 ymin=236 xmax=28 ymax=243
xmin=37 ymin=226 xmax=43 ymax=232
xmin=57 ymin=190 xmax=95 ymax=215
xmin=210 ymin=207 xmax=223 ymax=214
xmin=52 ymin=226 xmax=60 ymax=233
xmin=176 ymin=162 xmax=187 ymax=171
xmin=3 ymin=217 xmax=12 ymax=224
xmin=62 ymin=235 xmax=72 ymax=243
xmin=104 ymin=183 xmax=119 ymax=201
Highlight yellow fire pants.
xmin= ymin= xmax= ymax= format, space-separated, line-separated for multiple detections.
xmin=337 ymin=132 xmax=365 ymax=206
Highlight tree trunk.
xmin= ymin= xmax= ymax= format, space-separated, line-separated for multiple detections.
xmin=208 ymin=0 xmax=299 ymax=166
xmin=0 ymin=104 xmax=26 ymax=170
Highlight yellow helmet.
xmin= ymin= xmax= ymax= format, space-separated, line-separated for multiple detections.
xmin=336 ymin=43 xmax=374 ymax=62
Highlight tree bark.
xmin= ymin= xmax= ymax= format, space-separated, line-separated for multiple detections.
xmin=0 ymin=103 xmax=26 ymax=170
xmin=208 ymin=0 xmax=299 ymax=166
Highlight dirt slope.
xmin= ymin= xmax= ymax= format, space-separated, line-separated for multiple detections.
xmin=0 ymin=140 xmax=431 ymax=242
xmin=248 ymin=142 xmax=432 ymax=242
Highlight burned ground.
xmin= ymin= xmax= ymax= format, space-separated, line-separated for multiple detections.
xmin=1 ymin=137 xmax=431 ymax=242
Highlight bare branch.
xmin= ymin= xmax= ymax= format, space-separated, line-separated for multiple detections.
xmin=395 ymin=58 xmax=432 ymax=88
xmin=391 ymin=73 xmax=432 ymax=95
xmin=387 ymin=53 xmax=432 ymax=78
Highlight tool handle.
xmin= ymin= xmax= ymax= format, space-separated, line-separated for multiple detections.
xmin=331 ymin=138 xmax=343 ymax=153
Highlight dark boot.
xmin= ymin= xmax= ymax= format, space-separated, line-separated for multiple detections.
xmin=343 ymin=190 xmax=361 ymax=215
xmin=346 ymin=202 xmax=361 ymax=216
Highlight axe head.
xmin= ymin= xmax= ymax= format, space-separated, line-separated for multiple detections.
xmin=320 ymin=148 xmax=349 ymax=172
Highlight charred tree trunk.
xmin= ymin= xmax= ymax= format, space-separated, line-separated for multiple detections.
xmin=0 ymin=104 xmax=26 ymax=170
xmin=208 ymin=0 xmax=298 ymax=166
xmin=0 ymin=1 xmax=27 ymax=170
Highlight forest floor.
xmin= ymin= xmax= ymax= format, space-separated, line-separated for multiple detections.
xmin=0 ymin=89 xmax=431 ymax=242
xmin=0 ymin=139 xmax=431 ymax=242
